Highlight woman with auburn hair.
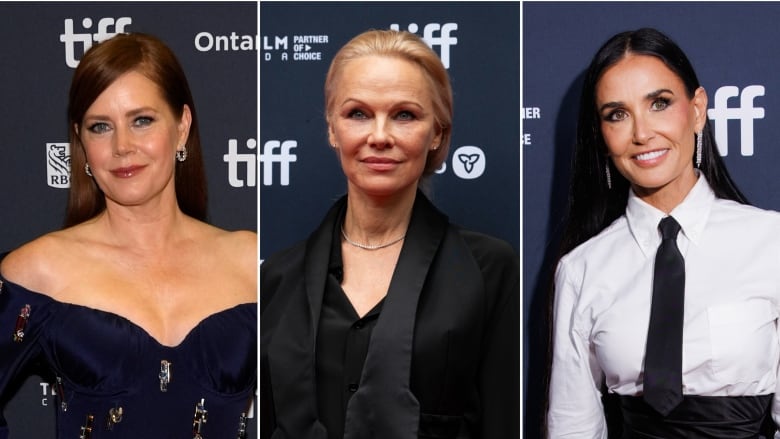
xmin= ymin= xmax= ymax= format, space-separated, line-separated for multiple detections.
xmin=261 ymin=29 xmax=519 ymax=439
xmin=0 ymin=33 xmax=256 ymax=437
xmin=547 ymin=28 xmax=780 ymax=437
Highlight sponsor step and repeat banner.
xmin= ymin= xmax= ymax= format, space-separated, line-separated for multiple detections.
xmin=524 ymin=2 xmax=780 ymax=436
xmin=0 ymin=2 xmax=256 ymax=437
xmin=259 ymin=1 xmax=520 ymax=262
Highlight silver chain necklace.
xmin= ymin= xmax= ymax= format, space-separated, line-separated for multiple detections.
xmin=341 ymin=225 xmax=406 ymax=250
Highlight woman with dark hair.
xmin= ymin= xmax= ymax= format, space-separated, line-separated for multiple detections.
xmin=0 ymin=33 xmax=256 ymax=437
xmin=261 ymin=29 xmax=519 ymax=439
xmin=547 ymin=28 xmax=780 ymax=437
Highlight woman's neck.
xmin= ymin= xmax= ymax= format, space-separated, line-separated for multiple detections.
xmin=96 ymin=198 xmax=190 ymax=252
xmin=343 ymin=186 xmax=417 ymax=245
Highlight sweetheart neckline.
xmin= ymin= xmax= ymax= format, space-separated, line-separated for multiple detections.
xmin=1 ymin=276 xmax=256 ymax=349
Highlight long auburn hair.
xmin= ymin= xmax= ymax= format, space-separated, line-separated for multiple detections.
xmin=65 ymin=32 xmax=207 ymax=227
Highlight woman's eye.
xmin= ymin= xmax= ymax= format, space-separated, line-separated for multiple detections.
xmin=604 ymin=109 xmax=627 ymax=122
xmin=134 ymin=116 xmax=154 ymax=127
xmin=87 ymin=122 xmax=111 ymax=134
xmin=347 ymin=109 xmax=367 ymax=119
xmin=651 ymin=98 xmax=670 ymax=111
xmin=395 ymin=111 xmax=416 ymax=121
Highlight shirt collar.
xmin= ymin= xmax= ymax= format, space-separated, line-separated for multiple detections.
xmin=625 ymin=172 xmax=715 ymax=256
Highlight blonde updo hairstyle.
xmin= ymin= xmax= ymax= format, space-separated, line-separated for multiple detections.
xmin=324 ymin=29 xmax=453 ymax=176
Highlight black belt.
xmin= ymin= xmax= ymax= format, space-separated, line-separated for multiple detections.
xmin=617 ymin=394 xmax=773 ymax=439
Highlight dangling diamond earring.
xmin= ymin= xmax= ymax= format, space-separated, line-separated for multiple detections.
xmin=176 ymin=147 xmax=187 ymax=162
xmin=605 ymin=158 xmax=612 ymax=190
xmin=85 ymin=163 xmax=92 ymax=177
xmin=695 ymin=130 xmax=703 ymax=168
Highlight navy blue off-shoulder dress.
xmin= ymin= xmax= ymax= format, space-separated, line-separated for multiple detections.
xmin=0 ymin=276 xmax=257 ymax=438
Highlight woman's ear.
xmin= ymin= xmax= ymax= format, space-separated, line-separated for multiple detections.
xmin=692 ymin=86 xmax=708 ymax=132
xmin=327 ymin=120 xmax=337 ymax=149
xmin=178 ymin=104 xmax=193 ymax=147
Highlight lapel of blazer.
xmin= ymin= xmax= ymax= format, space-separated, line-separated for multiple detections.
xmin=266 ymin=196 xmax=347 ymax=439
xmin=344 ymin=191 xmax=449 ymax=439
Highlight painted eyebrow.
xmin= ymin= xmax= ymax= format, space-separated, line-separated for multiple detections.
xmin=598 ymin=88 xmax=674 ymax=113
xmin=646 ymin=88 xmax=674 ymax=99
xmin=339 ymin=98 xmax=424 ymax=109
xmin=83 ymin=107 xmax=158 ymax=121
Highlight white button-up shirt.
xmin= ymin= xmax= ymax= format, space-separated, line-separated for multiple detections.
xmin=547 ymin=175 xmax=780 ymax=438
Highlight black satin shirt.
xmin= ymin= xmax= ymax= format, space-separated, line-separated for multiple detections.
xmin=260 ymin=192 xmax=520 ymax=439
xmin=315 ymin=221 xmax=383 ymax=439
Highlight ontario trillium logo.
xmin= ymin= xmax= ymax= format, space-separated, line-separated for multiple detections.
xmin=452 ymin=145 xmax=485 ymax=179
xmin=458 ymin=153 xmax=481 ymax=173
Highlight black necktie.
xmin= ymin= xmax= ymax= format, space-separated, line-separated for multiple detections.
xmin=643 ymin=216 xmax=685 ymax=416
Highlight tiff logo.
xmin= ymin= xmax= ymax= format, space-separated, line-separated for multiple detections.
xmin=224 ymin=138 xmax=257 ymax=188
xmin=707 ymin=85 xmax=765 ymax=156
xmin=389 ymin=23 xmax=458 ymax=69
xmin=260 ymin=140 xmax=297 ymax=186
xmin=60 ymin=17 xmax=132 ymax=68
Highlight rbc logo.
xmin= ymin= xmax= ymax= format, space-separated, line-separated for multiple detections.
xmin=46 ymin=143 xmax=71 ymax=188
xmin=707 ymin=85 xmax=765 ymax=156
xmin=60 ymin=17 xmax=132 ymax=68
xmin=224 ymin=138 xmax=258 ymax=188
xmin=389 ymin=23 xmax=458 ymax=69
xmin=260 ymin=140 xmax=297 ymax=186
xmin=451 ymin=145 xmax=485 ymax=179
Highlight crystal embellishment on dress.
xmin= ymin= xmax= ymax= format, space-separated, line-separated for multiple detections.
xmin=79 ymin=414 xmax=94 ymax=439
xmin=237 ymin=412 xmax=248 ymax=439
xmin=106 ymin=406 xmax=123 ymax=430
xmin=55 ymin=376 xmax=68 ymax=411
xmin=159 ymin=359 xmax=172 ymax=392
xmin=193 ymin=398 xmax=208 ymax=439
xmin=12 ymin=304 xmax=31 ymax=342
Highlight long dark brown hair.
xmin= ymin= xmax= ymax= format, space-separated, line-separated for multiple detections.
xmin=65 ymin=32 xmax=207 ymax=227
xmin=544 ymin=28 xmax=749 ymax=435
xmin=560 ymin=27 xmax=747 ymax=257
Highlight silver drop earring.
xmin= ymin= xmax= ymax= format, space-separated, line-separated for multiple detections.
xmin=176 ymin=147 xmax=187 ymax=162
xmin=695 ymin=130 xmax=703 ymax=168
xmin=85 ymin=163 xmax=92 ymax=177
xmin=605 ymin=159 xmax=612 ymax=190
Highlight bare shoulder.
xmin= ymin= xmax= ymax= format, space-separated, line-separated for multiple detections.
xmin=218 ymin=228 xmax=258 ymax=276
xmin=0 ymin=229 xmax=79 ymax=294
xmin=196 ymin=224 xmax=257 ymax=301
xmin=200 ymin=224 xmax=256 ymax=259
xmin=220 ymin=228 xmax=257 ymax=255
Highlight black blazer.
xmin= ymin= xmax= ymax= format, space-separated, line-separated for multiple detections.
xmin=260 ymin=193 xmax=519 ymax=439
